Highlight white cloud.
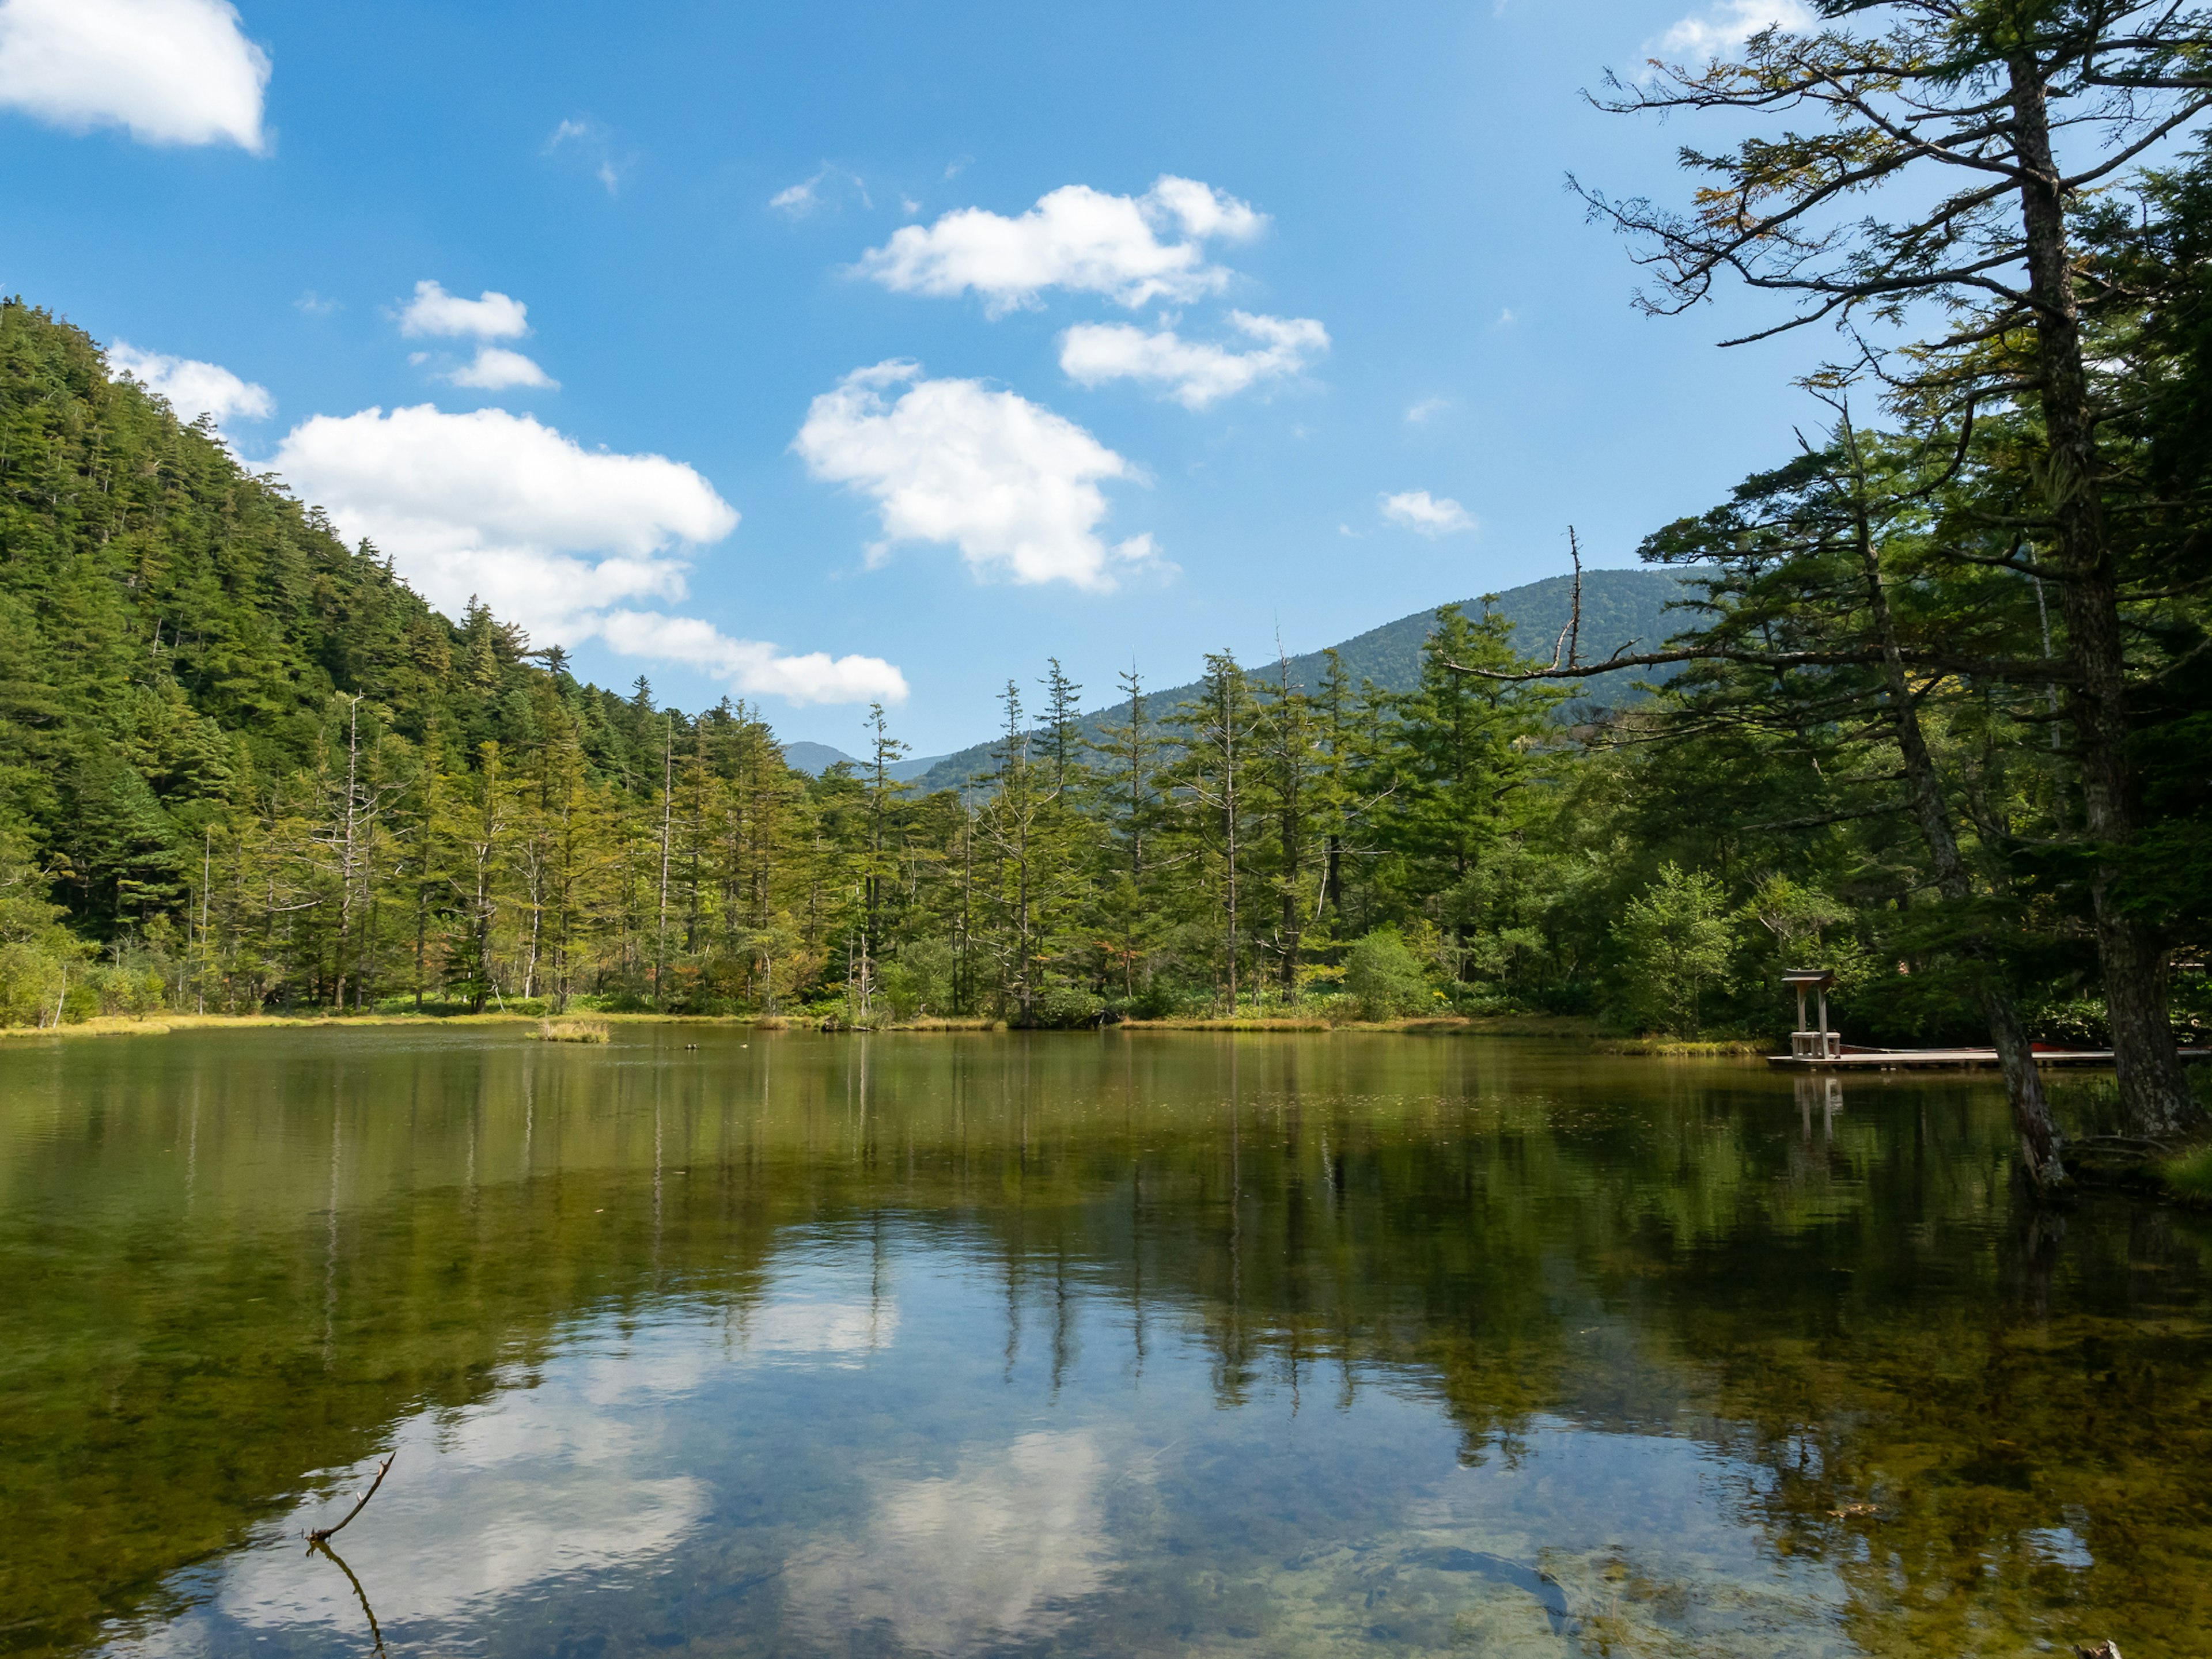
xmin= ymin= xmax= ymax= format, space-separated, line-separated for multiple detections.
xmin=1059 ymin=311 xmax=1327 ymax=410
xmin=855 ymin=175 xmax=1267 ymax=313
xmin=1405 ymin=396 xmax=1452 ymax=425
xmin=770 ymin=169 xmax=826 ymax=215
xmin=1146 ymin=175 xmax=1267 ymax=243
xmin=272 ymin=405 xmax=729 ymax=626
xmin=546 ymin=116 xmax=625 ymax=194
xmin=770 ymin=164 xmax=868 ymax=218
xmin=770 ymin=180 xmax=817 ymax=214
xmin=271 ymin=403 xmax=900 ymax=705
xmin=1656 ymin=0 xmax=1815 ymax=58
xmin=0 ymin=0 xmax=268 ymax=151
xmin=448 ymin=346 xmax=558 ymax=391
xmin=1381 ymin=489 xmax=1475 ymax=536
xmin=795 ymin=361 xmax=1157 ymax=591
xmin=600 ymin=611 xmax=906 ymax=706
xmin=399 ymin=279 xmax=531 ymax=341
xmin=107 ymin=341 xmax=272 ymax=426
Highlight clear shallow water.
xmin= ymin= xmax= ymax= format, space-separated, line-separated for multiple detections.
xmin=2 ymin=1030 xmax=2208 ymax=1657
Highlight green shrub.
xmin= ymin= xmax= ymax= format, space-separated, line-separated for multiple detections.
xmin=1613 ymin=863 xmax=1736 ymax=1036
xmin=880 ymin=939 xmax=956 ymax=1020
xmin=1025 ymin=986 xmax=1107 ymax=1029
xmin=1343 ymin=929 xmax=1429 ymax=1021
xmin=0 ymin=942 xmax=70 ymax=1027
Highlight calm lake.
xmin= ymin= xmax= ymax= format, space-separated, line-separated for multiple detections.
xmin=3 ymin=1029 xmax=2207 ymax=1658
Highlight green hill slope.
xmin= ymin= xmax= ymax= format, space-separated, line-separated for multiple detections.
xmin=0 ymin=300 xmax=677 ymax=935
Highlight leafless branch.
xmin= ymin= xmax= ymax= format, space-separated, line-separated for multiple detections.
xmin=308 ymin=1452 xmax=395 ymax=1547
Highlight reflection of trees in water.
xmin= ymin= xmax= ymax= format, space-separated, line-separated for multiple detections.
xmin=8 ymin=1032 xmax=2210 ymax=1653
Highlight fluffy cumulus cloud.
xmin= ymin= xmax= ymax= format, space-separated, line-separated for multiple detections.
xmin=1657 ymin=0 xmax=1816 ymax=58
xmin=399 ymin=280 xmax=531 ymax=340
xmin=1381 ymin=489 xmax=1475 ymax=536
xmin=0 ymin=0 xmax=268 ymax=150
xmin=107 ymin=341 xmax=272 ymax=426
xmin=1059 ymin=311 xmax=1327 ymax=410
xmin=855 ymin=176 xmax=1266 ymax=313
xmin=795 ymin=361 xmax=1157 ymax=591
xmin=273 ymin=404 xmax=901 ymax=705
xmin=597 ymin=611 xmax=905 ymax=706
xmin=400 ymin=282 xmax=556 ymax=396
xmin=449 ymin=346 xmax=558 ymax=391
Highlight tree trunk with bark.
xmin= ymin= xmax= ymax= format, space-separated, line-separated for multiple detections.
xmin=2009 ymin=54 xmax=2199 ymax=1137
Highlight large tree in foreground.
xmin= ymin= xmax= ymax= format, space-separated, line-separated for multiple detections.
xmin=1581 ymin=0 xmax=2212 ymax=1134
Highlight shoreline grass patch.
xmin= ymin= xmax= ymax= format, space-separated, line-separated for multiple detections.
xmin=2157 ymin=1143 xmax=2212 ymax=1205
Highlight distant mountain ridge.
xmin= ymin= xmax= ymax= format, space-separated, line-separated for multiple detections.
xmin=782 ymin=567 xmax=1699 ymax=787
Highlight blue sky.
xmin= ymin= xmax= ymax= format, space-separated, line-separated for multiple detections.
xmin=2 ymin=0 xmax=1831 ymax=755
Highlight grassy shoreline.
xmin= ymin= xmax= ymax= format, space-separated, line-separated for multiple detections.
xmin=0 ymin=1008 xmax=1772 ymax=1047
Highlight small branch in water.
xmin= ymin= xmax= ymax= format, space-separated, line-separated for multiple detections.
xmin=309 ymin=1539 xmax=388 ymax=1657
xmin=307 ymin=1451 xmax=394 ymax=1546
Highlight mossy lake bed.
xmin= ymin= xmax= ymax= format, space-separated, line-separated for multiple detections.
xmin=3 ymin=1024 xmax=2205 ymax=1657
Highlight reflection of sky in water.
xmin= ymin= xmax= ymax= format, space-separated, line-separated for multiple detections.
xmin=104 ymin=1236 xmax=1856 ymax=1658
xmin=786 ymin=1430 xmax=1116 ymax=1652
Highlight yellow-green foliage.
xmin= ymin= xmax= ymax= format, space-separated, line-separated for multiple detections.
xmin=2158 ymin=1143 xmax=2212 ymax=1203
xmin=534 ymin=1018 xmax=611 ymax=1044
xmin=0 ymin=827 xmax=91 ymax=1027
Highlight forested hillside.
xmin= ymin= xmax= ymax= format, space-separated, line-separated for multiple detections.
xmin=0 ymin=299 xmax=783 ymax=1020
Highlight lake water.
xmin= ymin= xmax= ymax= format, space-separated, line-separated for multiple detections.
xmin=2 ymin=1028 xmax=2207 ymax=1658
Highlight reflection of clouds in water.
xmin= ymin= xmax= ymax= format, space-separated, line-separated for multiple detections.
xmin=786 ymin=1431 xmax=1115 ymax=1653
xmin=738 ymin=1296 xmax=896 ymax=1360
xmin=107 ymin=1274 xmax=906 ymax=1656
xmin=199 ymin=1351 xmax=706 ymax=1637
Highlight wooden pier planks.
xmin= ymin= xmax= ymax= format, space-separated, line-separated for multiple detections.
xmin=1766 ymin=1047 xmax=2210 ymax=1070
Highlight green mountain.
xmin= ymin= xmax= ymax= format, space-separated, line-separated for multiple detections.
xmin=888 ymin=568 xmax=1697 ymax=794
xmin=781 ymin=740 xmax=865 ymax=775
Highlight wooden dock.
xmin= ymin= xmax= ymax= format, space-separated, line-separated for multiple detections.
xmin=1767 ymin=1046 xmax=2211 ymax=1071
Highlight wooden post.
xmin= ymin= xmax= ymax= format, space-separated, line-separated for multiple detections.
xmin=1785 ymin=970 xmax=1838 ymax=1060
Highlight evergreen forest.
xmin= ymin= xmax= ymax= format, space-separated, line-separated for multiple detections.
xmin=5 ymin=3 xmax=2212 ymax=1177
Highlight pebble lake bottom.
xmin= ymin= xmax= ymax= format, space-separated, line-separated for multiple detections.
xmin=1 ymin=1027 xmax=2203 ymax=1657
